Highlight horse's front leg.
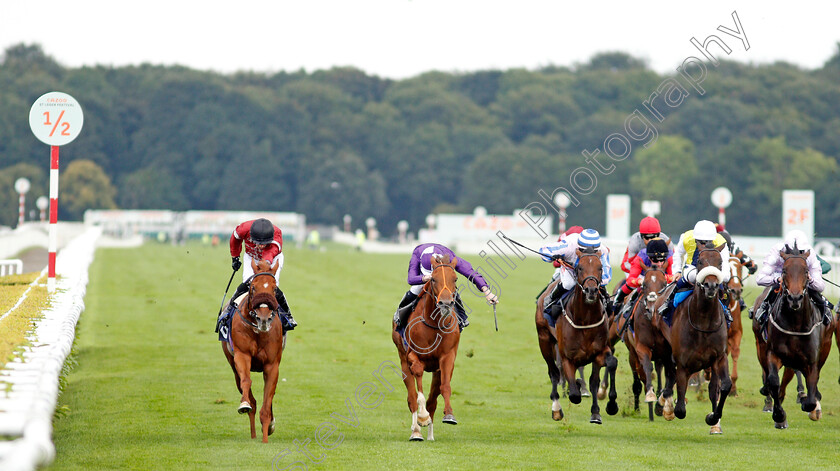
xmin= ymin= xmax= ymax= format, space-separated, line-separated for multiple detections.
xmin=801 ymin=364 xmax=821 ymax=418
xmin=397 ymin=350 xmax=422 ymax=441
xmin=588 ymin=360 xmax=602 ymax=424
xmin=707 ymin=354 xmax=731 ymax=433
xmin=439 ymin=351 xmax=458 ymax=425
xmin=561 ymin=357 xmax=582 ymax=405
xmin=673 ymin=367 xmax=689 ymax=420
xmin=233 ymin=352 xmax=257 ymax=439
xmin=260 ymin=362 xmax=279 ymax=442
xmin=605 ymin=351 xmax=618 ymax=416
xmin=765 ymin=352 xmax=786 ymax=428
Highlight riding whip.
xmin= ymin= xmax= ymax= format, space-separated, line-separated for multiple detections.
xmin=822 ymin=277 xmax=840 ymax=289
xmin=217 ymin=267 xmax=239 ymax=319
xmin=501 ymin=234 xmax=570 ymax=267
xmin=493 ymin=303 xmax=498 ymax=331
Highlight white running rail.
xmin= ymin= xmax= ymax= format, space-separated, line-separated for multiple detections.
xmin=0 ymin=226 xmax=101 ymax=471
xmin=0 ymin=259 xmax=23 ymax=276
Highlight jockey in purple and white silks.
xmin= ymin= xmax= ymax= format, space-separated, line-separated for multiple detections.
xmin=753 ymin=230 xmax=833 ymax=327
xmin=393 ymin=243 xmax=499 ymax=331
xmin=537 ymin=229 xmax=612 ymax=315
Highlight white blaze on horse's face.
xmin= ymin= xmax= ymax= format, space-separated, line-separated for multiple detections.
xmin=264 ymin=282 xmax=269 ymax=289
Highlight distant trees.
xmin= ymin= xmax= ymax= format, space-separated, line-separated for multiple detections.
xmin=1 ymin=43 xmax=840 ymax=237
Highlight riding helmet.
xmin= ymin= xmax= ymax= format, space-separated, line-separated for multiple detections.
xmin=646 ymin=239 xmax=669 ymax=262
xmin=250 ymin=218 xmax=275 ymax=245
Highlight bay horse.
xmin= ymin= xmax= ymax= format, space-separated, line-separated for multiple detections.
xmin=655 ymin=244 xmax=730 ymax=434
xmin=725 ymin=255 xmax=745 ymax=396
xmin=221 ymin=258 xmax=285 ymax=442
xmin=535 ymin=247 xmax=618 ymax=424
xmin=622 ymin=264 xmax=674 ymax=421
xmin=751 ymin=245 xmax=835 ymax=428
xmin=392 ymin=254 xmax=461 ymax=441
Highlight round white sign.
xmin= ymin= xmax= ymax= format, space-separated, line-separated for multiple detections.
xmin=15 ymin=177 xmax=31 ymax=194
xmin=711 ymin=187 xmax=732 ymax=208
xmin=29 ymin=91 xmax=84 ymax=146
xmin=554 ymin=191 xmax=572 ymax=209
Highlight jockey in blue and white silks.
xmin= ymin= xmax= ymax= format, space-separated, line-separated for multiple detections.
xmin=538 ymin=229 xmax=611 ymax=313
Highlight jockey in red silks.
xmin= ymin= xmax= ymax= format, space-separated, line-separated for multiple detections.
xmin=621 ymin=217 xmax=671 ymax=274
xmin=613 ymin=238 xmax=674 ymax=317
xmin=753 ymin=229 xmax=833 ymax=327
xmin=393 ymin=243 xmax=499 ymax=332
xmin=222 ymin=218 xmax=297 ymax=331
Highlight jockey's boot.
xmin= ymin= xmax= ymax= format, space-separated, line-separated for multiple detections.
xmin=739 ymin=298 xmax=747 ymax=311
xmin=395 ymin=290 xmax=419 ymax=329
xmin=544 ymin=283 xmax=567 ymax=317
xmin=755 ymin=288 xmax=778 ymax=327
xmin=613 ymin=288 xmax=629 ymax=317
xmin=454 ymin=292 xmax=469 ymax=331
xmin=808 ymin=288 xmax=833 ymax=327
xmin=229 ymin=282 xmax=249 ymax=307
xmin=719 ymin=287 xmax=734 ymax=326
xmin=275 ymin=287 xmax=297 ymax=331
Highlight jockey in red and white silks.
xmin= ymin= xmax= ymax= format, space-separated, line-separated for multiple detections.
xmin=230 ymin=218 xmax=284 ymax=284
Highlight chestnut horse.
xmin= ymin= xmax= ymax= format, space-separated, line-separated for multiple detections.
xmin=535 ymin=247 xmax=618 ymax=424
xmin=392 ymin=254 xmax=461 ymax=441
xmin=751 ymin=245 xmax=835 ymax=428
xmin=622 ymin=265 xmax=674 ymax=421
xmin=725 ymin=255 xmax=745 ymax=396
xmin=655 ymin=244 xmax=731 ymax=434
xmin=221 ymin=258 xmax=285 ymax=442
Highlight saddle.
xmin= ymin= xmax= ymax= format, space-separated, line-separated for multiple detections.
xmin=544 ymin=290 xmax=575 ymax=327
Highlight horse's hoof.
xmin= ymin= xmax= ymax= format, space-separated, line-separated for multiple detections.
xmin=762 ymin=397 xmax=773 ymax=413
xmin=552 ymin=409 xmax=563 ymax=421
xmin=809 ymin=402 xmax=822 ymax=421
xmin=268 ymin=419 xmax=275 ymax=436
xmin=569 ymin=392 xmax=582 ymax=405
xmin=409 ymin=431 xmax=424 ymax=441
xmin=580 ymin=385 xmax=591 ymax=398
xmin=238 ymin=401 xmax=252 ymax=414
xmin=442 ymin=414 xmax=457 ymax=425
xmin=772 ymin=409 xmax=786 ymax=424
xmin=597 ymin=386 xmax=606 ymax=400
xmin=759 ymin=385 xmax=768 ymax=396
xmin=705 ymin=413 xmax=718 ymax=426
xmin=663 ymin=398 xmax=675 ymax=421
xmin=774 ymin=420 xmax=788 ymax=429
xmin=709 ymin=423 xmax=723 ymax=435
xmin=645 ymin=390 xmax=657 ymax=403
xmin=606 ymin=401 xmax=618 ymax=416
xmin=418 ymin=414 xmax=432 ymax=427
xmin=654 ymin=402 xmax=664 ymax=417
xmin=590 ymin=413 xmax=602 ymax=424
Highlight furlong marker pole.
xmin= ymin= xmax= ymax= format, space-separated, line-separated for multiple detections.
xmin=48 ymin=145 xmax=59 ymax=292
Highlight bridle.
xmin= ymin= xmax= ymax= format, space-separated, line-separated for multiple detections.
xmin=574 ymin=252 xmax=602 ymax=290
xmin=237 ymin=271 xmax=278 ymax=331
xmin=419 ymin=262 xmax=458 ymax=331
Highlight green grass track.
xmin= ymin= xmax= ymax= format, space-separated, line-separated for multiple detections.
xmin=46 ymin=242 xmax=840 ymax=470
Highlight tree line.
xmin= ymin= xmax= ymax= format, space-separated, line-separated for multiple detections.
xmin=1 ymin=43 xmax=839 ymax=238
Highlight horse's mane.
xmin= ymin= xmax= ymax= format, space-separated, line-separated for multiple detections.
xmin=431 ymin=253 xmax=452 ymax=266
xmin=249 ymin=291 xmax=279 ymax=310
xmin=579 ymin=246 xmax=597 ymax=255
xmin=783 ymin=241 xmax=806 ymax=256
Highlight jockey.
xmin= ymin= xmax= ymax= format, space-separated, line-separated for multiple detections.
xmin=621 ymin=217 xmax=672 ymax=274
xmin=223 ymin=218 xmax=297 ymax=331
xmin=658 ymin=220 xmax=731 ymax=323
xmin=753 ymin=230 xmax=832 ymax=327
xmin=613 ymin=238 xmax=674 ymax=315
xmin=715 ymin=224 xmax=758 ymax=311
xmin=538 ymin=228 xmax=612 ymax=315
xmin=393 ymin=243 xmax=499 ymax=331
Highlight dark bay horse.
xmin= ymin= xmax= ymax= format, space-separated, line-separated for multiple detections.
xmin=222 ymin=259 xmax=285 ymax=442
xmin=392 ymin=254 xmax=461 ymax=441
xmin=535 ymin=247 xmax=618 ymax=424
xmin=752 ymin=246 xmax=835 ymax=428
xmin=623 ymin=265 xmax=674 ymax=420
xmin=725 ymin=255 xmax=745 ymax=396
xmin=655 ymin=244 xmax=730 ymax=434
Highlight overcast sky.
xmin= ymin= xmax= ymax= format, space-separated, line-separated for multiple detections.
xmin=1 ymin=1 xmax=838 ymax=78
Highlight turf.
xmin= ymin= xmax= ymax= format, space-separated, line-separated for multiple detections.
xmin=46 ymin=242 xmax=840 ymax=471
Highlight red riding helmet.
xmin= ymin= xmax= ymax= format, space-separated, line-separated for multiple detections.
xmin=639 ymin=217 xmax=661 ymax=234
xmin=715 ymin=223 xmax=725 ymax=232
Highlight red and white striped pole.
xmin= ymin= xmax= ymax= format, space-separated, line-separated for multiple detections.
xmin=14 ymin=177 xmax=30 ymax=229
xmin=18 ymin=193 xmax=25 ymax=227
xmin=718 ymin=207 xmax=726 ymax=228
xmin=48 ymin=146 xmax=59 ymax=292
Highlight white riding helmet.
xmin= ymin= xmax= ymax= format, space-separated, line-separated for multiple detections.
xmin=693 ymin=220 xmax=717 ymax=242
xmin=784 ymin=229 xmax=810 ymax=250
